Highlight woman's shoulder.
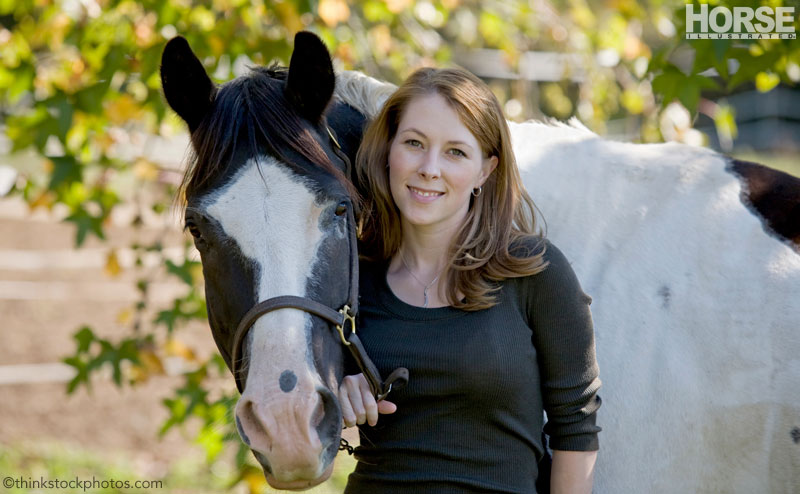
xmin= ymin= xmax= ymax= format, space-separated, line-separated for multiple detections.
xmin=508 ymin=237 xmax=584 ymax=292
xmin=508 ymin=235 xmax=573 ymax=274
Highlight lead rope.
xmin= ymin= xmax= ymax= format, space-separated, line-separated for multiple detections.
xmin=329 ymin=125 xmax=357 ymax=457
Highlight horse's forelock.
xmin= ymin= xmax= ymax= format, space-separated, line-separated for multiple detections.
xmin=179 ymin=66 xmax=357 ymax=204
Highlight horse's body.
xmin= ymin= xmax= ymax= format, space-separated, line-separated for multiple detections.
xmin=162 ymin=32 xmax=800 ymax=492
xmin=509 ymin=120 xmax=800 ymax=492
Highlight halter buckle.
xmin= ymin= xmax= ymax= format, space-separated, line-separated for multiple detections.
xmin=336 ymin=304 xmax=356 ymax=346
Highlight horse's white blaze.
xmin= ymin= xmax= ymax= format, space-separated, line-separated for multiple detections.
xmin=203 ymin=158 xmax=327 ymax=394
xmin=508 ymin=120 xmax=800 ymax=493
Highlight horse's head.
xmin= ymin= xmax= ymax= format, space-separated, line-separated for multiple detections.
xmin=161 ymin=32 xmax=364 ymax=489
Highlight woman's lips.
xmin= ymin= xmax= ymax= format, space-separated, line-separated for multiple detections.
xmin=408 ymin=185 xmax=444 ymax=203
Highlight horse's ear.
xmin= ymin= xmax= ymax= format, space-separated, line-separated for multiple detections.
xmin=161 ymin=36 xmax=215 ymax=133
xmin=286 ymin=31 xmax=335 ymax=123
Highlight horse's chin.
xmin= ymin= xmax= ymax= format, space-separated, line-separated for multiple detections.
xmin=264 ymin=463 xmax=335 ymax=491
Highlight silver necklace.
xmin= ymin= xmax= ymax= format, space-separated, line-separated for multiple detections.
xmin=399 ymin=251 xmax=444 ymax=308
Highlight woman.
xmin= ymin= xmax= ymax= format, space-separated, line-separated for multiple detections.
xmin=340 ymin=67 xmax=601 ymax=494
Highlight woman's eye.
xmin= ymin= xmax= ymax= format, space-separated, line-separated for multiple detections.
xmin=405 ymin=139 xmax=422 ymax=148
xmin=449 ymin=148 xmax=467 ymax=158
xmin=335 ymin=201 xmax=347 ymax=216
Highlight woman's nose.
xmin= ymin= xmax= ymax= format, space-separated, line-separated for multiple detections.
xmin=417 ymin=150 xmax=441 ymax=180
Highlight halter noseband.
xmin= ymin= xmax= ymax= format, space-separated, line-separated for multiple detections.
xmin=230 ymin=126 xmax=408 ymax=402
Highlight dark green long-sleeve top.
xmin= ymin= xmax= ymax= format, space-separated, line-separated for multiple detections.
xmin=344 ymin=239 xmax=602 ymax=494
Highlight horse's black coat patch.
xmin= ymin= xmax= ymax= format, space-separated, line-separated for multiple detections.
xmin=791 ymin=427 xmax=800 ymax=444
xmin=279 ymin=370 xmax=298 ymax=392
xmin=726 ymin=159 xmax=800 ymax=251
xmin=658 ymin=285 xmax=671 ymax=309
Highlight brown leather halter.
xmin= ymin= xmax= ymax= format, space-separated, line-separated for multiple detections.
xmin=229 ymin=126 xmax=409 ymax=403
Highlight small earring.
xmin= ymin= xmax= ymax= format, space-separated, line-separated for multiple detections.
xmin=471 ymin=186 xmax=482 ymax=197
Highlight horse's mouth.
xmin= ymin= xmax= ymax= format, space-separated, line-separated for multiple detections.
xmin=264 ymin=463 xmax=335 ymax=491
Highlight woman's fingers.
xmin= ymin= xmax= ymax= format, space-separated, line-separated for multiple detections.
xmin=339 ymin=381 xmax=357 ymax=428
xmin=339 ymin=374 xmax=397 ymax=427
xmin=345 ymin=375 xmax=368 ymax=425
xmin=357 ymin=375 xmax=381 ymax=426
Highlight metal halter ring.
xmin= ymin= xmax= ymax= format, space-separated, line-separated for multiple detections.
xmin=336 ymin=304 xmax=356 ymax=346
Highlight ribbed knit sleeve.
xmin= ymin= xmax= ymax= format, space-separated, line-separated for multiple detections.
xmin=520 ymin=240 xmax=602 ymax=451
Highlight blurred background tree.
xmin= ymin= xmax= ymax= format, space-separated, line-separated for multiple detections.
xmin=0 ymin=0 xmax=797 ymax=492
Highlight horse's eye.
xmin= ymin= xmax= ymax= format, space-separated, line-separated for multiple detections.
xmin=335 ymin=202 xmax=347 ymax=217
xmin=187 ymin=224 xmax=202 ymax=238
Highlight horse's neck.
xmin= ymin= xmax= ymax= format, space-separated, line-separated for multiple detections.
xmin=325 ymin=101 xmax=367 ymax=167
xmin=329 ymin=70 xmax=397 ymax=183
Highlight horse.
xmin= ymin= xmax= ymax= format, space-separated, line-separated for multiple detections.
xmin=162 ymin=32 xmax=800 ymax=492
xmin=160 ymin=32 xmax=377 ymax=489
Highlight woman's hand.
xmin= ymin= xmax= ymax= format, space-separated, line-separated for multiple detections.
xmin=550 ymin=450 xmax=597 ymax=494
xmin=339 ymin=373 xmax=397 ymax=427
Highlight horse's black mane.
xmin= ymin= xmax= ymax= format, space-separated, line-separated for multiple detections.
xmin=180 ymin=65 xmax=354 ymax=201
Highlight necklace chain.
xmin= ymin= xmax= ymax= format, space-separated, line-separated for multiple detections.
xmin=399 ymin=251 xmax=444 ymax=309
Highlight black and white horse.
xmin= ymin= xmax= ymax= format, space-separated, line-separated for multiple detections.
xmin=162 ymin=32 xmax=800 ymax=492
xmin=161 ymin=33 xmax=372 ymax=489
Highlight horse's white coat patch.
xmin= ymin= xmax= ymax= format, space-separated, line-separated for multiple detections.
xmin=334 ymin=71 xmax=397 ymax=119
xmin=202 ymin=158 xmax=327 ymax=395
xmin=508 ymin=120 xmax=800 ymax=492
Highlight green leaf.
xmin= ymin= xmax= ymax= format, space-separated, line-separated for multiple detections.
xmin=118 ymin=339 xmax=141 ymax=365
xmin=74 ymin=80 xmax=111 ymax=115
xmin=65 ymin=206 xmax=105 ymax=247
xmin=47 ymin=155 xmax=83 ymax=190
xmin=45 ymin=93 xmax=75 ymax=143
xmin=727 ymin=48 xmax=782 ymax=90
xmin=7 ymin=64 xmax=34 ymax=103
xmin=652 ymin=66 xmax=685 ymax=107
xmin=166 ymin=259 xmax=194 ymax=285
xmin=74 ymin=326 xmax=95 ymax=353
xmin=63 ymin=355 xmax=90 ymax=394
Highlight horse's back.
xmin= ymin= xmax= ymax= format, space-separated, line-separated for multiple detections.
xmin=509 ymin=120 xmax=800 ymax=493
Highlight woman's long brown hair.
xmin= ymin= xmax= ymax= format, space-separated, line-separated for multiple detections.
xmin=356 ymin=67 xmax=547 ymax=311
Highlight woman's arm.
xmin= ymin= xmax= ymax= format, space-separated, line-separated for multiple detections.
xmin=550 ymin=450 xmax=597 ymax=494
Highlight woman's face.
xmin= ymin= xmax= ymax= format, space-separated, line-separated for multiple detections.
xmin=387 ymin=93 xmax=497 ymax=231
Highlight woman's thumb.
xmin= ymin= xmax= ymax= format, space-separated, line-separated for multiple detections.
xmin=377 ymin=400 xmax=397 ymax=414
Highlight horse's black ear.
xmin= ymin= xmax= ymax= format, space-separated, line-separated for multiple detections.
xmin=161 ymin=36 xmax=215 ymax=133
xmin=286 ymin=31 xmax=335 ymax=123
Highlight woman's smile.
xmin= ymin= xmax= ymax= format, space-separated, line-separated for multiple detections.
xmin=408 ymin=185 xmax=445 ymax=202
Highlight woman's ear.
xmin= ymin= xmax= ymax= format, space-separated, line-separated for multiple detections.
xmin=480 ymin=155 xmax=499 ymax=185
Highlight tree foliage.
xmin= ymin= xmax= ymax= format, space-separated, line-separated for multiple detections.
xmin=1 ymin=0 xmax=796 ymax=490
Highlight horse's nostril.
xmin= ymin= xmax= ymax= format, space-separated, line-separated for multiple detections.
xmin=311 ymin=393 xmax=325 ymax=428
xmin=235 ymin=414 xmax=251 ymax=446
xmin=315 ymin=387 xmax=343 ymax=465
xmin=279 ymin=370 xmax=298 ymax=392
